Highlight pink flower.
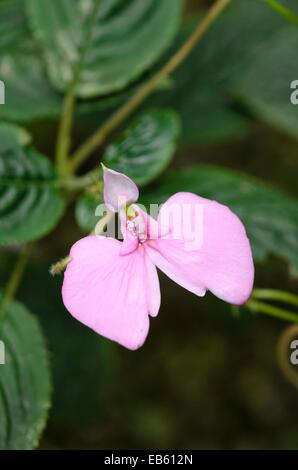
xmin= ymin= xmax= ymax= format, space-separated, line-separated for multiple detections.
xmin=62 ymin=168 xmax=254 ymax=350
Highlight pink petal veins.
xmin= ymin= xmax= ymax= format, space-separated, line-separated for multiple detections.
xmin=62 ymin=236 xmax=160 ymax=350
xmin=147 ymin=192 xmax=254 ymax=305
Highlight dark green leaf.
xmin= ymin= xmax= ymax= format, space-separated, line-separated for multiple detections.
xmin=75 ymin=192 xmax=102 ymax=233
xmin=0 ymin=0 xmax=133 ymax=122
xmin=236 ymin=25 xmax=298 ymax=138
xmin=26 ymin=0 xmax=182 ymax=97
xmin=0 ymin=0 xmax=62 ymax=122
xmin=0 ymin=256 xmax=114 ymax=428
xmin=141 ymin=165 xmax=298 ymax=271
xmin=0 ymin=295 xmax=51 ymax=449
xmin=0 ymin=124 xmax=65 ymax=244
xmin=103 ymin=110 xmax=180 ymax=186
xmin=0 ymin=123 xmax=31 ymax=150
xmin=149 ymin=0 xmax=297 ymax=144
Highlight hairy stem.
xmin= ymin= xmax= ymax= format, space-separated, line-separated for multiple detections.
xmin=67 ymin=0 xmax=232 ymax=174
xmin=0 ymin=244 xmax=33 ymax=320
xmin=246 ymin=299 xmax=298 ymax=324
xmin=50 ymin=255 xmax=73 ymax=276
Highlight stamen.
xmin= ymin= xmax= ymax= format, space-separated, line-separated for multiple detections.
xmin=127 ymin=220 xmax=137 ymax=236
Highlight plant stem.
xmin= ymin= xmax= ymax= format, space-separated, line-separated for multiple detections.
xmin=55 ymin=82 xmax=77 ymax=175
xmin=264 ymin=0 xmax=298 ymax=26
xmin=252 ymin=289 xmax=298 ymax=308
xmin=58 ymin=168 xmax=103 ymax=191
xmin=246 ymin=299 xmax=298 ymax=324
xmin=67 ymin=0 xmax=232 ymax=174
xmin=0 ymin=244 xmax=33 ymax=320
xmin=50 ymin=255 xmax=73 ymax=276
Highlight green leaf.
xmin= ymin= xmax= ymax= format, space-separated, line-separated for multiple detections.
xmin=26 ymin=0 xmax=183 ymax=98
xmin=0 ymin=0 xmax=132 ymax=122
xmin=103 ymin=110 xmax=180 ymax=186
xmin=0 ymin=123 xmax=31 ymax=150
xmin=0 ymin=0 xmax=62 ymax=122
xmin=0 ymin=295 xmax=51 ymax=449
xmin=75 ymin=192 xmax=102 ymax=233
xmin=149 ymin=0 xmax=296 ymax=144
xmin=0 ymin=256 xmax=113 ymax=428
xmin=141 ymin=165 xmax=298 ymax=271
xmin=0 ymin=124 xmax=65 ymax=245
xmin=236 ymin=25 xmax=298 ymax=138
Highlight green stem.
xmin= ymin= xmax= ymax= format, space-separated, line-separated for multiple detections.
xmin=58 ymin=168 xmax=102 ymax=191
xmin=264 ymin=0 xmax=298 ymax=26
xmin=246 ymin=299 xmax=298 ymax=324
xmin=67 ymin=0 xmax=232 ymax=174
xmin=252 ymin=289 xmax=298 ymax=308
xmin=0 ymin=244 xmax=33 ymax=320
xmin=55 ymin=0 xmax=103 ymax=175
xmin=55 ymin=82 xmax=77 ymax=175
xmin=50 ymin=255 xmax=72 ymax=276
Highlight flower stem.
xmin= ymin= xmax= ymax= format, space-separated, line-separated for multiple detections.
xmin=246 ymin=299 xmax=298 ymax=324
xmin=264 ymin=0 xmax=298 ymax=26
xmin=55 ymin=81 xmax=77 ymax=175
xmin=0 ymin=243 xmax=33 ymax=321
xmin=58 ymin=168 xmax=103 ymax=191
xmin=67 ymin=0 xmax=232 ymax=174
xmin=252 ymin=289 xmax=298 ymax=308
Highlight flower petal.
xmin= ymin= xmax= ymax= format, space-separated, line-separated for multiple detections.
xmin=144 ymin=252 xmax=161 ymax=317
xmin=103 ymin=166 xmax=139 ymax=212
xmin=62 ymin=236 xmax=160 ymax=350
xmin=145 ymin=243 xmax=207 ymax=297
xmin=147 ymin=192 xmax=254 ymax=305
xmin=119 ymin=206 xmax=139 ymax=256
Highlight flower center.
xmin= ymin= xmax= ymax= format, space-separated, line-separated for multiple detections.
xmin=126 ymin=213 xmax=147 ymax=243
xmin=127 ymin=220 xmax=138 ymax=237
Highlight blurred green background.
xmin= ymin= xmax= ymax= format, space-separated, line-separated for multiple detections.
xmin=1 ymin=0 xmax=298 ymax=450
xmin=2 ymin=126 xmax=298 ymax=449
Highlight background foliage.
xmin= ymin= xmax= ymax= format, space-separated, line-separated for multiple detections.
xmin=0 ymin=0 xmax=298 ymax=450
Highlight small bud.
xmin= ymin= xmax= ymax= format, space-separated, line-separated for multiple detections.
xmin=102 ymin=165 xmax=139 ymax=212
